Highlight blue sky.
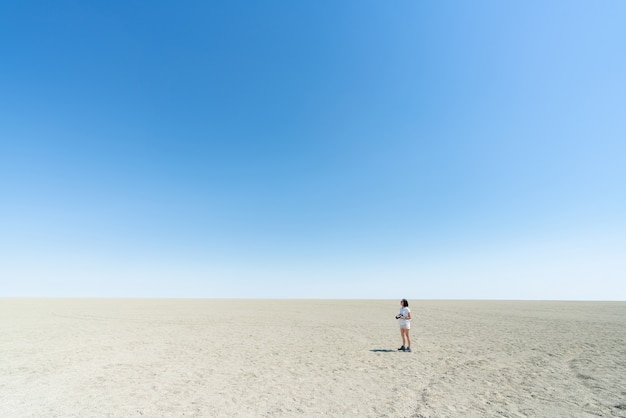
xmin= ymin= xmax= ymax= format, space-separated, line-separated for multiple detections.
xmin=1 ymin=1 xmax=625 ymax=299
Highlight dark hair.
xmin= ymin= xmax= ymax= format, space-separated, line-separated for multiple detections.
xmin=401 ymin=299 xmax=409 ymax=307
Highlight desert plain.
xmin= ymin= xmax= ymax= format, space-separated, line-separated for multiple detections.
xmin=1 ymin=299 xmax=625 ymax=417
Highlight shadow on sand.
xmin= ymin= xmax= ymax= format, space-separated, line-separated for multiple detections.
xmin=370 ymin=349 xmax=395 ymax=353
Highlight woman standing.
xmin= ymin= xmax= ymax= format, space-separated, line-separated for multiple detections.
xmin=396 ymin=299 xmax=412 ymax=352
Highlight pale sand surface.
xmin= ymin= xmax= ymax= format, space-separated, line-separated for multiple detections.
xmin=1 ymin=299 xmax=625 ymax=417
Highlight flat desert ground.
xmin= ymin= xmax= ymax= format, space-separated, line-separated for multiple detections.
xmin=1 ymin=299 xmax=625 ymax=417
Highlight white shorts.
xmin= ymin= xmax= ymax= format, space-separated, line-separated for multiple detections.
xmin=399 ymin=320 xmax=410 ymax=330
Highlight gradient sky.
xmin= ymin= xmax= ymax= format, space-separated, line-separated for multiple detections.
xmin=1 ymin=1 xmax=625 ymax=299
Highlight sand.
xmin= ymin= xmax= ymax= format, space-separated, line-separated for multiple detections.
xmin=1 ymin=299 xmax=625 ymax=417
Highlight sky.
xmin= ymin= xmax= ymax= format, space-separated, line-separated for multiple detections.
xmin=1 ymin=1 xmax=625 ymax=299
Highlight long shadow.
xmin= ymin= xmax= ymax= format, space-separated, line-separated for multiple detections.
xmin=370 ymin=349 xmax=395 ymax=353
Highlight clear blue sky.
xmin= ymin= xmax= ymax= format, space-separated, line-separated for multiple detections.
xmin=1 ymin=1 xmax=625 ymax=299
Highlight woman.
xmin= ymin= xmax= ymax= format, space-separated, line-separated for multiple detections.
xmin=396 ymin=299 xmax=412 ymax=352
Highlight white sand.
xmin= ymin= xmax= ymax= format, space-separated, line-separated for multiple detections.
xmin=1 ymin=299 xmax=625 ymax=417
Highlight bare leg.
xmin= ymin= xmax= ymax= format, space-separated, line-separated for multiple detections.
xmin=401 ymin=328 xmax=407 ymax=347
xmin=406 ymin=329 xmax=411 ymax=348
